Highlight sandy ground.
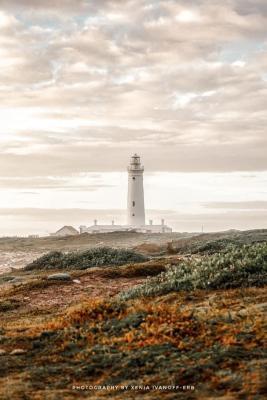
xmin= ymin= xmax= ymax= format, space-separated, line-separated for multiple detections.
xmin=0 ymin=251 xmax=44 ymax=274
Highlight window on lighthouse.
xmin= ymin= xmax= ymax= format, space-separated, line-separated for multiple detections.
xmin=132 ymin=177 xmax=135 ymax=180
xmin=132 ymin=201 xmax=135 ymax=207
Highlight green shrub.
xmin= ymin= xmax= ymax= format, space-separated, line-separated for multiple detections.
xmin=120 ymin=243 xmax=267 ymax=300
xmin=24 ymin=251 xmax=64 ymax=270
xmin=0 ymin=299 xmax=22 ymax=312
xmin=168 ymin=238 xmax=239 ymax=255
xmin=191 ymin=239 xmax=236 ymax=254
xmin=98 ymin=261 xmax=166 ymax=278
xmin=24 ymin=247 xmax=148 ymax=271
xmin=167 ymin=230 xmax=267 ymax=255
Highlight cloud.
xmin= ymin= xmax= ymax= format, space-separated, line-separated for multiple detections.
xmin=205 ymin=201 xmax=267 ymax=210
xmin=0 ymin=0 xmax=89 ymax=13
xmin=0 ymin=174 xmax=115 ymax=190
xmin=0 ymin=0 xmax=266 ymax=232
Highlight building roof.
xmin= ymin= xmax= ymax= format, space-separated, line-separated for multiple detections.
xmin=55 ymin=226 xmax=79 ymax=234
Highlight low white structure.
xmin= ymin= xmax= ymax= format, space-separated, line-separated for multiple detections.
xmin=80 ymin=220 xmax=130 ymax=234
xmin=80 ymin=154 xmax=172 ymax=234
xmin=80 ymin=218 xmax=172 ymax=234
xmin=50 ymin=226 xmax=79 ymax=237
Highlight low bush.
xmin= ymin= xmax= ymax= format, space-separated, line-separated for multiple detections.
xmin=0 ymin=299 xmax=22 ymax=312
xmin=167 ymin=230 xmax=267 ymax=255
xmin=168 ymin=238 xmax=239 ymax=255
xmin=120 ymin=243 xmax=267 ymax=300
xmin=191 ymin=239 xmax=237 ymax=254
xmin=97 ymin=260 xmax=166 ymax=278
xmin=24 ymin=247 xmax=148 ymax=271
xmin=25 ymin=251 xmax=64 ymax=270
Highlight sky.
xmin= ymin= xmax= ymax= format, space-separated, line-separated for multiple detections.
xmin=0 ymin=0 xmax=267 ymax=235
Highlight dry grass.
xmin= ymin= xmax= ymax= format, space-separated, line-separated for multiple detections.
xmin=1 ymin=232 xmax=267 ymax=399
xmin=93 ymin=259 xmax=168 ymax=278
xmin=0 ymin=287 xmax=266 ymax=399
xmin=0 ymin=231 xmax=190 ymax=252
xmin=133 ymin=243 xmax=165 ymax=255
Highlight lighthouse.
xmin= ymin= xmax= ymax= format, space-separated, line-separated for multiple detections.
xmin=79 ymin=154 xmax=172 ymax=234
xmin=127 ymin=154 xmax=145 ymax=226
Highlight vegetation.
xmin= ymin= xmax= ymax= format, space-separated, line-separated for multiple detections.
xmin=1 ymin=231 xmax=267 ymax=399
xmin=167 ymin=238 xmax=240 ymax=255
xmin=167 ymin=229 xmax=267 ymax=255
xmin=96 ymin=259 xmax=167 ymax=278
xmin=183 ymin=238 xmax=239 ymax=254
xmin=120 ymin=243 xmax=267 ymax=300
xmin=0 ymin=288 xmax=266 ymax=399
xmin=0 ymin=298 xmax=22 ymax=312
xmin=24 ymin=247 xmax=148 ymax=271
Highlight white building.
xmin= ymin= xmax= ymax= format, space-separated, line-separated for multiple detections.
xmin=80 ymin=218 xmax=171 ymax=234
xmin=50 ymin=225 xmax=79 ymax=237
xmin=80 ymin=154 xmax=172 ymax=234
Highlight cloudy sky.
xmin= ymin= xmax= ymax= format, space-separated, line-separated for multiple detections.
xmin=0 ymin=0 xmax=267 ymax=235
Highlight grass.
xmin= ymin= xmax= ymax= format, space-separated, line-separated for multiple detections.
xmin=0 ymin=298 xmax=23 ymax=312
xmin=0 ymin=288 xmax=266 ymax=399
xmin=24 ymin=247 xmax=148 ymax=271
xmin=94 ymin=259 xmax=167 ymax=278
xmin=2 ymin=278 xmax=73 ymax=298
xmin=120 ymin=243 xmax=267 ymax=301
xmin=1 ymin=233 xmax=267 ymax=399
xmin=167 ymin=229 xmax=267 ymax=255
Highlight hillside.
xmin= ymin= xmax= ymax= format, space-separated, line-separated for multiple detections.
xmin=2 ymin=229 xmax=267 ymax=273
xmin=0 ymin=230 xmax=266 ymax=399
xmin=0 ymin=232 xmax=193 ymax=274
xmin=0 ymin=232 xmax=194 ymax=252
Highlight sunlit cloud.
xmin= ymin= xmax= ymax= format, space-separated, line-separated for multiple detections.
xmin=0 ymin=0 xmax=266 ymax=234
xmin=175 ymin=10 xmax=201 ymax=23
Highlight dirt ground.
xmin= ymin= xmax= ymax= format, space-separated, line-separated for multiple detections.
xmin=0 ymin=251 xmax=44 ymax=274
xmin=3 ymin=274 xmax=146 ymax=320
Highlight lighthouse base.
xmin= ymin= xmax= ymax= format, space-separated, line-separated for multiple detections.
xmin=80 ymin=223 xmax=172 ymax=234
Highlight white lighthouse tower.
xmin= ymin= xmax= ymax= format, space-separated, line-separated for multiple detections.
xmin=79 ymin=154 xmax=173 ymax=234
xmin=127 ymin=154 xmax=145 ymax=226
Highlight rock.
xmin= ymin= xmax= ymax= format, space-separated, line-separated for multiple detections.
xmin=73 ymin=279 xmax=81 ymax=284
xmin=47 ymin=273 xmax=71 ymax=281
xmin=10 ymin=349 xmax=26 ymax=355
xmin=0 ymin=349 xmax=6 ymax=356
